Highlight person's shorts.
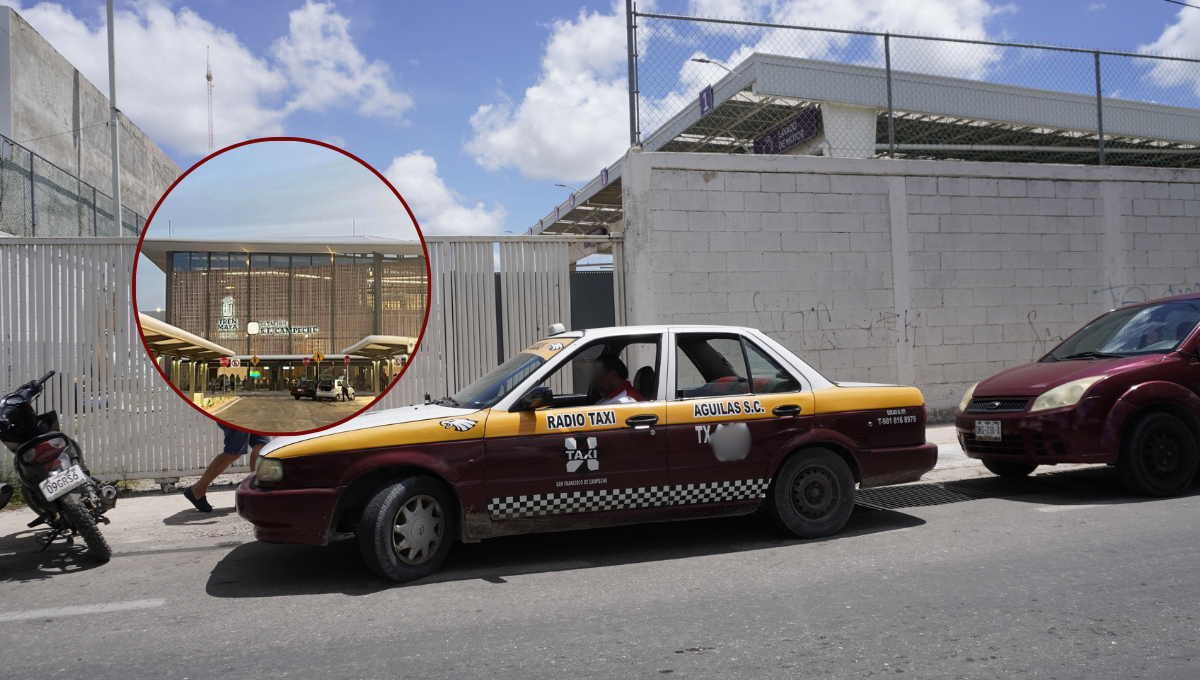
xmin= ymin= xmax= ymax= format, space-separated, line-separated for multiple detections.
xmin=218 ymin=424 xmax=271 ymax=457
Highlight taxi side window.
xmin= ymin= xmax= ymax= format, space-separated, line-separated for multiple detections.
xmin=744 ymin=340 xmax=801 ymax=393
xmin=675 ymin=335 xmax=751 ymax=399
xmin=537 ymin=335 xmax=662 ymax=407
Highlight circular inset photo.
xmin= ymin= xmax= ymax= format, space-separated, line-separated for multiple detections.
xmin=133 ymin=138 xmax=429 ymax=435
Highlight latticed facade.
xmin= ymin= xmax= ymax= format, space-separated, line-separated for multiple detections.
xmin=167 ymin=251 xmax=427 ymax=357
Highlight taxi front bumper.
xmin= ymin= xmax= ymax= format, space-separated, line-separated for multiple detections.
xmin=235 ymin=476 xmax=342 ymax=546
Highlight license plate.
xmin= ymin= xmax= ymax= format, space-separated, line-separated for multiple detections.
xmin=39 ymin=465 xmax=87 ymax=501
xmin=975 ymin=420 xmax=1003 ymax=442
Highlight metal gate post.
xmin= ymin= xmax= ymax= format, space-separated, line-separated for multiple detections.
xmin=1094 ymin=51 xmax=1105 ymax=166
xmin=626 ymin=0 xmax=640 ymax=148
xmin=885 ymin=34 xmax=895 ymax=159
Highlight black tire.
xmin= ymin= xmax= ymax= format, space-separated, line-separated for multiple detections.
xmin=62 ymin=502 xmax=111 ymax=561
xmin=1117 ymin=412 xmax=1198 ymax=497
xmin=982 ymin=459 xmax=1038 ymax=478
xmin=768 ymin=448 xmax=855 ymax=539
xmin=294 ymin=395 xmax=300 ymax=400
xmin=358 ymin=477 xmax=455 ymax=582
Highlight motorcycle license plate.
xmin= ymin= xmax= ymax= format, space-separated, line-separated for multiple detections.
xmin=39 ymin=465 xmax=87 ymax=501
xmin=974 ymin=420 xmax=1003 ymax=442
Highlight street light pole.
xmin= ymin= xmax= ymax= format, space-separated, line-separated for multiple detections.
xmin=106 ymin=0 xmax=122 ymax=233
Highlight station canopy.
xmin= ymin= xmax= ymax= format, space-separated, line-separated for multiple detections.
xmin=139 ymin=313 xmax=235 ymax=360
xmin=531 ymin=52 xmax=1200 ymax=236
xmin=138 ymin=235 xmax=425 ymax=271
xmin=339 ymin=335 xmax=418 ymax=359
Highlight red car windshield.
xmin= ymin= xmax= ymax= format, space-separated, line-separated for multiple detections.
xmin=1048 ymin=300 xmax=1200 ymax=360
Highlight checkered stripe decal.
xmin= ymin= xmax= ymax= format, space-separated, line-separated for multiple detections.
xmin=488 ymin=479 xmax=768 ymax=520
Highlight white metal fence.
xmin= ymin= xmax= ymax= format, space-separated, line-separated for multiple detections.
xmin=372 ymin=235 xmax=609 ymax=409
xmin=1 ymin=234 xmax=618 ymax=482
xmin=0 ymin=238 xmax=229 ymax=483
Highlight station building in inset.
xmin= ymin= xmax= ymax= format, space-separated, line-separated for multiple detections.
xmin=139 ymin=235 xmax=428 ymax=394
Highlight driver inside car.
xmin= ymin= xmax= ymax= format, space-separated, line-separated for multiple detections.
xmin=592 ymin=353 xmax=644 ymax=405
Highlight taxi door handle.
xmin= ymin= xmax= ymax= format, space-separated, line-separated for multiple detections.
xmin=626 ymin=414 xmax=659 ymax=428
xmin=772 ymin=404 xmax=802 ymax=417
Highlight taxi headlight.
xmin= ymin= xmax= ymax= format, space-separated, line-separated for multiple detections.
xmin=257 ymin=458 xmax=284 ymax=483
xmin=1030 ymin=376 xmax=1104 ymax=413
xmin=957 ymin=382 xmax=978 ymax=412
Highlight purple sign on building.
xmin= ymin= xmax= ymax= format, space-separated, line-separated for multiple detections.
xmin=600 ymin=167 xmax=609 ymax=186
xmin=699 ymin=85 xmax=714 ymax=116
xmin=753 ymin=108 xmax=820 ymax=155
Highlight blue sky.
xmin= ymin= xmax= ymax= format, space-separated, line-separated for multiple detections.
xmin=133 ymin=139 xmax=419 ymax=310
xmin=5 ymin=0 xmax=1199 ymax=244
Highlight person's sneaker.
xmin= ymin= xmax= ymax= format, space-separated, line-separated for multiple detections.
xmin=183 ymin=487 xmax=213 ymax=512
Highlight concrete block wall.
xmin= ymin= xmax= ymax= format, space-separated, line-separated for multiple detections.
xmin=620 ymin=151 xmax=1200 ymax=420
xmin=1 ymin=9 xmax=181 ymax=218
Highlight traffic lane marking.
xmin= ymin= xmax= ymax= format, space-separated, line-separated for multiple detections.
xmin=0 ymin=598 xmax=165 ymax=622
xmin=1035 ymin=504 xmax=1103 ymax=513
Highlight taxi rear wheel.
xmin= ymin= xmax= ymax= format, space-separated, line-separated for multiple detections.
xmin=358 ymin=476 xmax=456 ymax=582
xmin=769 ymin=448 xmax=855 ymax=539
xmin=1118 ymin=412 xmax=1197 ymax=497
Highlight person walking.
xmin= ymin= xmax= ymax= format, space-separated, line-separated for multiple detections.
xmin=182 ymin=423 xmax=270 ymax=513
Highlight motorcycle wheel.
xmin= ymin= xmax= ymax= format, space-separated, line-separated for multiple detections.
xmin=62 ymin=502 xmax=111 ymax=561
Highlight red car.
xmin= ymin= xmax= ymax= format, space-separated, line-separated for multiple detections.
xmin=237 ymin=325 xmax=938 ymax=582
xmin=290 ymin=379 xmax=316 ymax=400
xmin=956 ymin=294 xmax=1200 ymax=496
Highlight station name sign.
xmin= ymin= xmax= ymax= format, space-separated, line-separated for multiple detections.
xmin=753 ymin=108 xmax=819 ymax=155
xmin=250 ymin=320 xmax=319 ymax=336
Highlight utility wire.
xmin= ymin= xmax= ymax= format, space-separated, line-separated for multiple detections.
xmin=1164 ymin=0 xmax=1200 ymax=8
xmin=18 ymin=121 xmax=113 ymax=145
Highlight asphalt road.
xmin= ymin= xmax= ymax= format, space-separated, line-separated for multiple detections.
xmin=212 ymin=393 xmax=371 ymax=432
xmin=1 ymin=465 xmax=1198 ymax=679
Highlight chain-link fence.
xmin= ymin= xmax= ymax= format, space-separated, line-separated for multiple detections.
xmin=631 ymin=11 xmax=1200 ymax=167
xmin=0 ymin=135 xmax=145 ymax=238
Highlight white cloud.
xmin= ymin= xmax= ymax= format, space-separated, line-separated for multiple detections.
xmin=5 ymin=0 xmax=410 ymax=156
xmin=465 ymin=4 xmax=632 ymax=183
xmin=1087 ymin=3 xmax=1106 ymax=10
xmin=384 ymin=151 xmax=507 ymax=235
xmin=272 ymin=1 xmax=412 ymax=119
xmin=466 ymin=0 xmax=1008 ymax=182
xmin=1140 ymin=7 xmax=1200 ymax=96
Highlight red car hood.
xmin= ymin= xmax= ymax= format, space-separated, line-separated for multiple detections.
xmin=974 ymin=354 xmax=1167 ymax=397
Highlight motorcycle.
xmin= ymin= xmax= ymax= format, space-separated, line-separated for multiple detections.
xmin=0 ymin=371 xmax=117 ymax=560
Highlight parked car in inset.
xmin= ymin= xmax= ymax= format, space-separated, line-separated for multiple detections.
xmin=956 ymin=294 xmax=1200 ymax=497
xmin=314 ymin=378 xmax=354 ymax=402
xmin=238 ymin=324 xmax=938 ymax=582
xmin=291 ymin=379 xmax=317 ymax=401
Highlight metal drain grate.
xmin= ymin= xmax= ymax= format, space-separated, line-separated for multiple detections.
xmin=854 ymin=477 xmax=1042 ymax=511
xmin=855 ymin=483 xmax=985 ymax=511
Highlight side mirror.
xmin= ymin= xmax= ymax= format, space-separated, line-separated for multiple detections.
xmin=511 ymin=385 xmax=554 ymax=412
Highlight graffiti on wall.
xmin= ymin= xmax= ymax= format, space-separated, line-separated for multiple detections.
xmin=1093 ymin=281 xmax=1200 ymax=307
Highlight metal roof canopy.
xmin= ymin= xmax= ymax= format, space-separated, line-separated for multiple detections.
xmin=138 ymin=313 xmax=235 ymax=360
xmin=338 ymin=335 xmax=418 ymax=358
xmin=139 ymin=235 xmax=426 ymax=271
xmin=643 ymin=53 xmax=1200 ymax=166
xmin=528 ymin=161 xmax=624 ymax=237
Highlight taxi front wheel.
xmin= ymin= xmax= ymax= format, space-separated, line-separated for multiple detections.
xmin=358 ymin=476 xmax=456 ymax=582
xmin=768 ymin=448 xmax=855 ymax=539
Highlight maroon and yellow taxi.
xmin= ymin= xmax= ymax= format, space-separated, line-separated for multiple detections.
xmin=957 ymin=294 xmax=1200 ymax=496
xmin=238 ymin=325 xmax=937 ymax=582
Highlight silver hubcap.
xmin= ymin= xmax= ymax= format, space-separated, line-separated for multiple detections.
xmin=392 ymin=495 xmax=444 ymax=565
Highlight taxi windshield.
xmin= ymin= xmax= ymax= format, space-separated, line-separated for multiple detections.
xmin=449 ymin=352 xmax=545 ymax=409
xmin=1049 ymin=300 xmax=1200 ymax=360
